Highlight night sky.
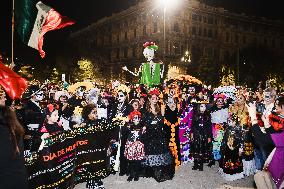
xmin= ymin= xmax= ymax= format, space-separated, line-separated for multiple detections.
xmin=0 ymin=0 xmax=283 ymax=65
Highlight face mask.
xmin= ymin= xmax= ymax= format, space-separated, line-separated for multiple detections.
xmin=35 ymin=92 xmax=44 ymax=101
xmin=76 ymin=89 xmax=84 ymax=97
xmin=133 ymin=115 xmax=140 ymax=125
xmin=200 ymin=104 xmax=206 ymax=112
xmin=118 ymin=93 xmax=126 ymax=103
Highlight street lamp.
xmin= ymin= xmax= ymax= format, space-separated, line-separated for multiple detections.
xmin=181 ymin=51 xmax=191 ymax=63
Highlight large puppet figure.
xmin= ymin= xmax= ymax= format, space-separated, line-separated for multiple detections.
xmin=122 ymin=42 xmax=164 ymax=87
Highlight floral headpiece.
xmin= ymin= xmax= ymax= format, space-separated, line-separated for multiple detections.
xmin=68 ymin=81 xmax=94 ymax=94
xmin=214 ymin=93 xmax=227 ymax=101
xmin=143 ymin=42 xmax=158 ymax=51
xmin=128 ymin=110 xmax=142 ymax=120
xmin=116 ymin=84 xmax=130 ymax=94
xmin=45 ymin=103 xmax=59 ymax=115
xmin=149 ymin=88 xmax=160 ymax=96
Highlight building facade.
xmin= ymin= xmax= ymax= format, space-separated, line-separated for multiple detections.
xmin=70 ymin=0 xmax=284 ymax=81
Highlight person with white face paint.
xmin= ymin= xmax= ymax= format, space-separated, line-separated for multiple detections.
xmin=124 ymin=111 xmax=145 ymax=182
xmin=122 ymin=42 xmax=164 ymax=87
xmin=191 ymin=102 xmax=212 ymax=171
xmin=114 ymin=90 xmax=132 ymax=177
xmin=23 ymin=85 xmax=46 ymax=151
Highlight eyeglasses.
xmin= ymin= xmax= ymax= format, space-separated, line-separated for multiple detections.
xmin=36 ymin=93 xmax=44 ymax=96
xmin=118 ymin=95 xmax=125 ymax=97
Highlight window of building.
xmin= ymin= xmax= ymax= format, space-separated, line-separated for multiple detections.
xmin=134 ymin=29 xmax=137 ymax=38
xmin=116 ymin=48 xmax=120 ymax=59
xmin=117 ymin=34 xmax=120 ymax=43
xmin=153 ymin=22 xmax=158 ymax=33
xmin=132 ymin=46 xmax=136 ymax=57
xmin=125 ymin=31 xmax=128 ymax=40
xmin=109 ymin=35 xmax=112 ymax=44
xmin=243 ymin=36 xmax=246 ymax=44
xmin=143 ymin=25 xmax=147 ymax=35
xmin=203 ymin=28 xmax=207 ymax=37
xmin=124 ymin=47 xmax=128 ymax=58
xmin=214 ymin=30 xmax=217 ymax=38
xmin=226 ymin=32 xmax=230 ymax=42
xmin=272 ymin=39 xmax=276 ymax=48
xmin=173 ymin=43 xmax=179 ymax=55
xmin=208 ymin=16 xmax=214 ymax=24
xmin=235 ymin=34 xmax=238 ymax=43
xmin=253 ymin=37 xmax=257 ymax=45
xmin=199 ymin=15 xmax=202 ymax=22
xmin=203 ymin=16 xmax=207 ymax=23
xmin=192 ymin=13 xmax=198 ymax=21
xmin=192 ymin=26 xmax=196 ymax=35
xmin=264 ymin=38 xmax=268 ymax=46
xmin=173 ymin=22 xmax=179 ymax=32
xmin=208 ymin=29 xmax=213 ymax=38
xmin=198 ymin=27 xmax=202 ymax=36
xmin=280 ymin=40 xmax=283 ymax=49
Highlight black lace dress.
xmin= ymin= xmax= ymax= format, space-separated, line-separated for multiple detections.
xmin=141 ymin=112 xmax=174 ymax=182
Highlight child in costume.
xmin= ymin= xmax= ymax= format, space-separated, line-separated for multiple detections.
xmin=191 ymin=102 xmax=212 ymax=171
xmin=40 ymin=103 xmax=63 ymax=135
xmin=208 ymin=94 xmax=229 ymax=167
xmin=219 ymin=117 xmax=244 ymax=181
xmin=124 ymin=111 xmax=145 ymax=181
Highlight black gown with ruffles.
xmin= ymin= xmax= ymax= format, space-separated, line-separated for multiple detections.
xmin=141 ymin=112 xmax=175 ymax=182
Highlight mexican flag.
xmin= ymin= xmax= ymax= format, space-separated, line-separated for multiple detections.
xmin=15 ymin=0 xmax=75 ymax=58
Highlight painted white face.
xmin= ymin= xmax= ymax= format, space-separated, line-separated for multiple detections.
xmin=76 ymin=87 xmax=85 ymax=97
xmin=188 ymin=87 xmax=195 ymax=95
xmin=143 ymin=47 xmax=155 ymax=62
xmin=35 ymin=91 xmax=44 ymax=101
xmin=48 ymin=110 xmax=59 ymax=123
xmin=133 ymin=115 xmax=140 ymax=125
xmin=200 ymin=104 xmax=206 ymax=112
xmin=169 ymin=89 xmax=175 ymax=96
xmin=117 ymin=92 xmax=126 ymax=103
xmin=263 ymin=92 xmax=272 ymax=105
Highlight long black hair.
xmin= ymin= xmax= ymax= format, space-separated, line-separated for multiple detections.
xmin=0 ymin=106 xmax=24 ymax=156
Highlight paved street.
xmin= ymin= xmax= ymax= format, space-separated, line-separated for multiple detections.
xmin=75 ymin=163 xmax=255 ymax=189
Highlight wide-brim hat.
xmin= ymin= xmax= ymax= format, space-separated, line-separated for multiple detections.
xmin=22 ymin=85 xmax=41 ymax=99
xmin=68 ymin=81 xmax=94 ymax=94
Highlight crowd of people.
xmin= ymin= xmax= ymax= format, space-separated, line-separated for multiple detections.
xmin=0 ymin=76 xmax=283 ymax=189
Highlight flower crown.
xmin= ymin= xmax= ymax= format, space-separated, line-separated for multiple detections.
xmin=116 ymin=84 xmax=130 ymax=94
xmin=149 ymin=88 xmax=160 ymax=96
xmin=214 ymin=93 xmax=227 ymax=101
xmin=143 ymin=42 xmax=158 ymax=51
xmin=128 ymin=110 xmax=142 ymax=120
xmin=46 ymin=104 xmax=59 ymax=115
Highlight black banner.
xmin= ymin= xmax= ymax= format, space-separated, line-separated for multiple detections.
xmin=25 ymin=123 xmax=117 ymax=189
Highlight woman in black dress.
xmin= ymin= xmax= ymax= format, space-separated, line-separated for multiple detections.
xmin=142 ymin=89 xmax=175 ymax=182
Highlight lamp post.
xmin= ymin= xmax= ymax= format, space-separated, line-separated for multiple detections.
xmin=159 ymin=0 xmax=169 ymax=61
xmin=181 ymin=50 xmax=191 ymax=63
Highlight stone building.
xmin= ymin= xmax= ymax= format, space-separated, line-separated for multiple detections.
xmin=70 ymin=0 xmax=284 ymax=81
